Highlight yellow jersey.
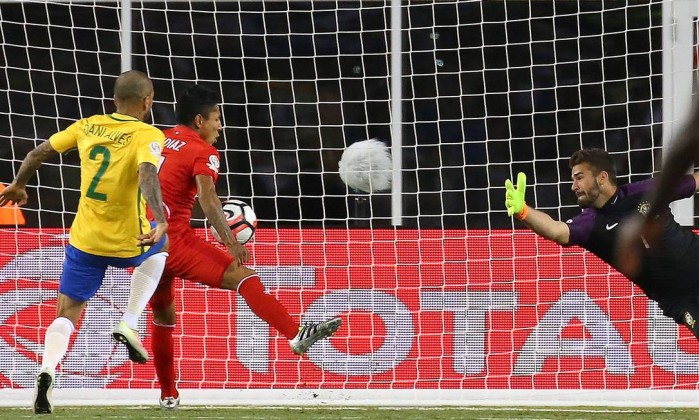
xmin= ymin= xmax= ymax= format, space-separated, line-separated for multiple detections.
xmin=49 ymin=113 xmax=165 ymax=257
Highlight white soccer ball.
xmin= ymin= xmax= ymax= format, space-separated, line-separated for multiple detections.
xmin=338 ymin=139 xmax=392 ymax=193
xmin=210 ymin=199 xmax=258 ymax=245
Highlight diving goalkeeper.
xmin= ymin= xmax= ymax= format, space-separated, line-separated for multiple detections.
xmin=506 ymin=148 xmax=699 ymax=339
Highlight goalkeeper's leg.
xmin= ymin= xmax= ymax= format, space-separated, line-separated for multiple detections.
xmin=679 ymin=304 xmax=699 ymax=340
xmin=662 ymin=296 xmax=699 ymax=340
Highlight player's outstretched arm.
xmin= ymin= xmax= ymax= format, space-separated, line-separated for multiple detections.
xmin=505 ymin=172 xmax=570 ymax=245
xmin=0 ymin=141 xmax=57 ymax=207
xmin=137 ymin=162 xmax=168 ymax=246
xmin=195 ymin=174 xmax=249 ymax=265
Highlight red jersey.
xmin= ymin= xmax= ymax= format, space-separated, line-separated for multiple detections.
xmin=158 ymin=125 xmax=220 ymax=231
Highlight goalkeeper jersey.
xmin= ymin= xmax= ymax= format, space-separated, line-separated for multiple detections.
xmin=49 ymin=113 xmax=165 ymax=258
xmin=565 ymin=174 xmax=699 ymax=297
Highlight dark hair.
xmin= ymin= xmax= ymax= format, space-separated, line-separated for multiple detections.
xmin=175 ymin=85 xmax=220 ymax=125
xmin=569 ymin=148 xmax=617 ymax=185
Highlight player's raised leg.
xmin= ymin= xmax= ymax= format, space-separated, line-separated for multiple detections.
xmin=113 ymin=247 xmax=169 ymax=364
xmin=289 ymin=317 xmax=343 ymax=356
xmin=224 ymin=266 xmax=342 ymax=355
xmin=108 ymin=228 xmax=169 ymax=363
xmin=232 ymin=270 xmax=301 ymax=340
xmin=148 ymin=231 xmax=342 ymax=408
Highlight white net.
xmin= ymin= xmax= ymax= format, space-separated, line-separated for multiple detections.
xmin=3 ymin=0 xmax=698 ymax=405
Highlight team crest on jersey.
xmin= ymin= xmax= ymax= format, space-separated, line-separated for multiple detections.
xmin=149 ymin=141 xmax=162 ymax=157
xmin=207 ymin=155 xmax=220 ymax=173
xmin=637 ymin=201 xmax=650 ymax=216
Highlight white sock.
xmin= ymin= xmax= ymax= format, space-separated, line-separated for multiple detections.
xmin=122 ymin=252 xmax=167 ymax=330
xmin=40 ymin=317 xmax=75 ymax=372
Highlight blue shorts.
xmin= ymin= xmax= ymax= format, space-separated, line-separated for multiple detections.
xmin=59 ymin=235 xmax=166 ymax=302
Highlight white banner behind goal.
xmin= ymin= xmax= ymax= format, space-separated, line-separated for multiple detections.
xmin=2 ymin=0 xmax=699 ymax=407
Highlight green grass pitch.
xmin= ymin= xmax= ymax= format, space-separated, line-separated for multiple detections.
xmin=2 ymin=406 xmax=699 ymax=419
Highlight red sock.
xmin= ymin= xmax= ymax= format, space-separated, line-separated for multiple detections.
xmin=238 ymin=274 xmax=300 ymax=339
xmin=152 ymin=323 xmax=179 ymax=399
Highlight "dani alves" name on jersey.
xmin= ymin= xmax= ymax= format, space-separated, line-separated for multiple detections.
xmin=83 ymin=124 xmax=132 ymax=146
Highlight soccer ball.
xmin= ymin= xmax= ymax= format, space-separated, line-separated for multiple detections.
xmin=210 ymin=199 xmax=258 ymax=245
xmin=338 ymin=139 xmax=392 ymax=193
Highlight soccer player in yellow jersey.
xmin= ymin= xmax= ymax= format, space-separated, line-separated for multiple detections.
xmin=0 ymin=70 xmax=169 ymax=414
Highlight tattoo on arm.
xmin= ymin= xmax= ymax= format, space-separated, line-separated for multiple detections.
xmin=138 ymin=162 xmax=167 ymax=223
xmin=14 ymin=141 xmax=58 ymax=186
xmin=204 ymin=194 xmax=236 ymax=246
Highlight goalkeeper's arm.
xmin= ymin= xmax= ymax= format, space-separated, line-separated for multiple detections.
xmin=505 ymin=172 xmax=571 ymax=245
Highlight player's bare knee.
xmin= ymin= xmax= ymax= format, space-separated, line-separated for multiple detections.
xmin=55 ymin=294 xmax=87 ymax=325
xmin=220 ymin=263 xmax=255 ymax=290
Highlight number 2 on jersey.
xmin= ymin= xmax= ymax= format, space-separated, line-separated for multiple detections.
xmin=86 ymin=145 xmax=111 ymax=201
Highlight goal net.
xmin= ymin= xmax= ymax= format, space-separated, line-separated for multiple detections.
xmin=2 ymin=0 xmax=698 ymax=406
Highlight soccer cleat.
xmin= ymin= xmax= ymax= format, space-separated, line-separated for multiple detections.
xmin=34 ymin=369 xmax=54 ymax=414
xmin=159 ymin=396 xmax=180 ymax=410
xmin=289 ymin=317 xmax=342 ymax=355
xmin=112 ymin=321 xmax=149 ymax=364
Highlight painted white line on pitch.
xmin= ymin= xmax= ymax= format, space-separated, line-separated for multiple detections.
xmin=475 ymin=418 xmax=555 ymax=420
xmin=178 ymin=405 xmax=669 ymax=414
xmin=461 ymin=407 xmax=669 ymax=414
xmin=61 ymin=405 xmax=680 ymax=414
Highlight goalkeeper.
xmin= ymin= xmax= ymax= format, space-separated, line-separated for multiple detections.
xmin=506 ymin=147 xmax=699 ymax=340
xmin=617 ymin=103 xmax=699 ymax=278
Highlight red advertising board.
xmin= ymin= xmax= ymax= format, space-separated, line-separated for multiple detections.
xmin=1 ymin=228 xmax=698 ymax=390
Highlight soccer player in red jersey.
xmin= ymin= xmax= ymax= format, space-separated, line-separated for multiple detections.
xmin=149 ymin=85 xmax=341 ymax=409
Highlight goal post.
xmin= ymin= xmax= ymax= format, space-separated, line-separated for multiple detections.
xmin=3 ymin=0 xmax=699 ymax=408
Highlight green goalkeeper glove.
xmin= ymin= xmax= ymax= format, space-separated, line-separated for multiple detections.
xmin=505 ymin=172 xmax=528 ymax=219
